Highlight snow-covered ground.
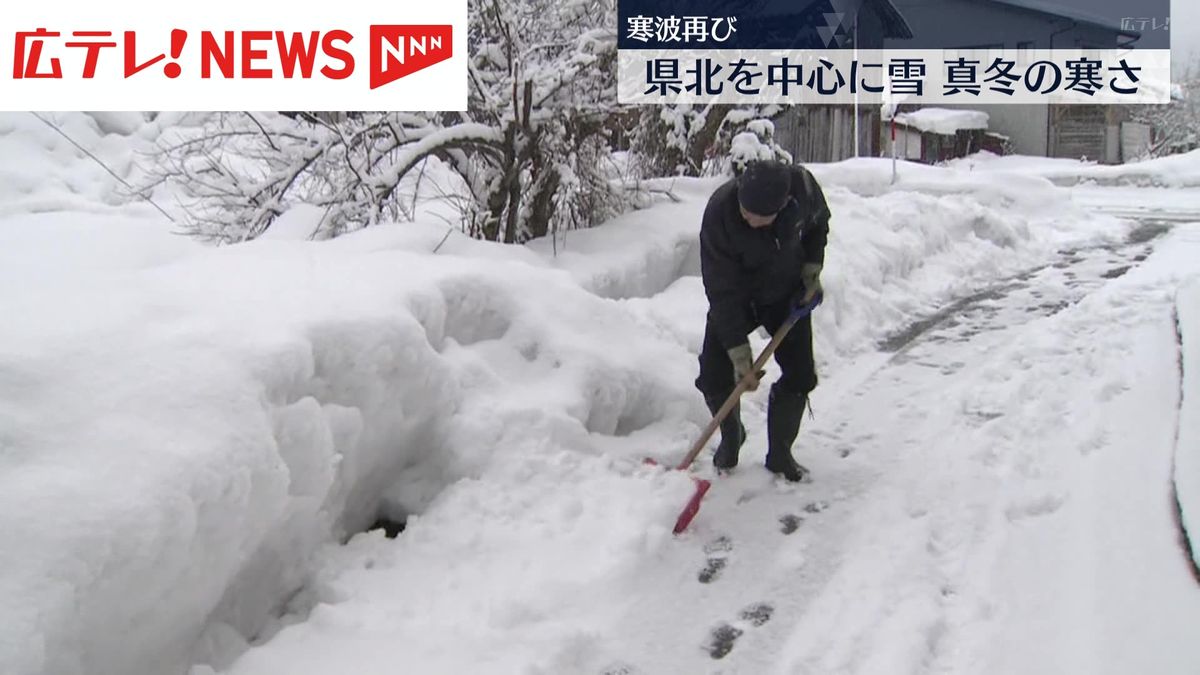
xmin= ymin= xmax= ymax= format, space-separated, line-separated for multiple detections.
xmin=1178 ymin=277 xmax=1200 ymax=573
xmin=1 ymin=113 xmax=1198 ymax=675
xmin=949 ymin=148 xmax=1200 ymax=188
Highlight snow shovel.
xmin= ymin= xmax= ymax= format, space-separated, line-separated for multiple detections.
xmin=656 ymin=292 xmax=825 ymax=535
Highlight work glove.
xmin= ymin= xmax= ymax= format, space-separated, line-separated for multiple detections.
xmin=727 ymin=343 xmax=761 ymax=391
xmin=794 ymin=263 xmax=823 ymax=307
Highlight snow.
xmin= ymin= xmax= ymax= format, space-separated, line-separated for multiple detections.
xmin=0 ymin=216 xmax=701 ymax=674
xmin=970 ymin=225 xmax=1200 ymax=675
xmin=894 ymin=108 xmax=989 ymax=135
xmin=729 ymin=130 xmax=779 ymax=168
xmin=0 ymin=112 xmax=141 ymax=216
xmin=1060 ymin=185 xmax=1200 ymax=222
xmin=84 ymin=111 xmax=148 ymax=137
xmin=256 ymin=204 xmax=327 ymax=241
xmin=726 ymin=119 xmax=789 ymax=171
xmin=951 ymin=149 xmax=1200 ymax=188
xmin=2 ymin=113 xmax=1200 ymax=675
xmin=374 ymin=123 xmax=504 ymax=187
xmin=1177 ymin=274 xmax=1200 ymax=572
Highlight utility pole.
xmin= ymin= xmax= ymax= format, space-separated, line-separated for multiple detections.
xmin=852 ymin=11 xmax=859 ymax=158
xmin=892 ymin=115 xmax=898 ymax=184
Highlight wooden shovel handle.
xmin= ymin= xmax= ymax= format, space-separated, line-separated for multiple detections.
xmin=675 ymin=311 xmax=804 ymax=471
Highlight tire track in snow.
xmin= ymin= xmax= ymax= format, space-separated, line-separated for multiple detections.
xmin=768 ymin=220 xmax=1174 ymax=674
xmin=603 ymin=220 xmax=1172 ymax=674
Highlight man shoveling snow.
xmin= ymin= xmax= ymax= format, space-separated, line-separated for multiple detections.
xmin=695 ymin=159 xmax=831 ymax=482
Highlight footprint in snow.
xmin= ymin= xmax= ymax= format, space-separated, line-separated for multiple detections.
xmin=703 ymin=534 xmax=733 ymax=554
xmin=740 ymin=602 xmax=774 ymax=626
xmin=699 ymin=535 xmax=732 ymax=584
xmin=1005 ymin=493 xmax=1066 ymax=522
xmin=803 ymin=500 xmax=829 ymax=514
xmin=737 ymin=488 xmax=761 ymax=505
xmin=705 ymin=603 xmax=775 ymax=660
xmin=698 ymin=558 xmax=727 ymax=584
xmin=779 ymin=514 xmax=803 ymax=535
xmin=706 ymin=623 xmax=743 ymax=659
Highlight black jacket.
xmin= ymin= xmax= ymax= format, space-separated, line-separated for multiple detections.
xmin=699 ymin=164 xmax=831 ymax=350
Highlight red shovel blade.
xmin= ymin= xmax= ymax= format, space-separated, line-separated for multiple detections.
xmin=644 ymin=457 xmax=712 ymax=535
xmin=673 ymin=478 xmax=711 ymax=534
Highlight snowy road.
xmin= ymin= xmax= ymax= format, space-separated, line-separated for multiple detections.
xmin=591 ymin=219 xmax=1200 ymax=675
xmin=221 ymin=215 xmax=1200 ymax=675
xmin=6 ymin=114 xmax=1199 ymax=675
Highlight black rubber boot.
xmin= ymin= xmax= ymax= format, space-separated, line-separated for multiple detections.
xmin=705 ymin=395 xmax=746 ymax=471
xmin=765 ymin=384 xmax=810 ymax=482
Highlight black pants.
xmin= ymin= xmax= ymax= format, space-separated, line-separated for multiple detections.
xmin=695 ymin=300 xmax=817 ymax=400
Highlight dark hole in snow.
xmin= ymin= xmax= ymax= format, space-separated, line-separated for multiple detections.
xmin=369 ymin=515 xmax=407 ymax=538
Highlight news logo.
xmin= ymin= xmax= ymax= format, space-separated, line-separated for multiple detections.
xmin=370 ymin=25 xmax=452 ymax=89
xmin=0 ymin=0 xmax=467 ymax=110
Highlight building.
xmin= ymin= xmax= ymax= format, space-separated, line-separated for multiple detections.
xmin=885 ymin=0 xmax=1147 ymax=163
xmin=884 ymin=108 xmax=1007 ymax=163
xmin=770 ymin=0 xmax=913 ymax=163
xmin=774 ymin=0 xmax=1157 ymax=164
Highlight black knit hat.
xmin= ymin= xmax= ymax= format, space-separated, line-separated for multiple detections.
xmin=737 ymin=161 xmax=792 ymax=216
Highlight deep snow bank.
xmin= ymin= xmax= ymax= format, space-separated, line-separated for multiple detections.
xmin=521 ymin=158 xmax=1131 ymax=368
xmin=0 ymin=220 xmax=705 ymax=674
xmin=1177 ymin=277 xmax=1200 ymax=572
xmin=0 ymin=146 xmax=1134 ymax=674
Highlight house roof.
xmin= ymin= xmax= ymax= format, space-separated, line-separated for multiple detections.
xmin=981 ymin=0 xmax=1139 ymax=38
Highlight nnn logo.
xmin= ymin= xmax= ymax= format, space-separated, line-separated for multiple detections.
xmin=369 ymin=25 xmax=452 ymax=89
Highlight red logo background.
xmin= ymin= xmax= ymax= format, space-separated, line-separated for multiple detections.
xmin=369 ymin=25 xmax=452 ymax=89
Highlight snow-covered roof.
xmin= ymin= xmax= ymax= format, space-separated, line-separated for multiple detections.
xmin=894 ymin=108 xmax=989 ymax=135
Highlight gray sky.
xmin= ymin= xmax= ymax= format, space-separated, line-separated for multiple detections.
xmin=1174 ymin=0 xmax=1199 ymax=74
